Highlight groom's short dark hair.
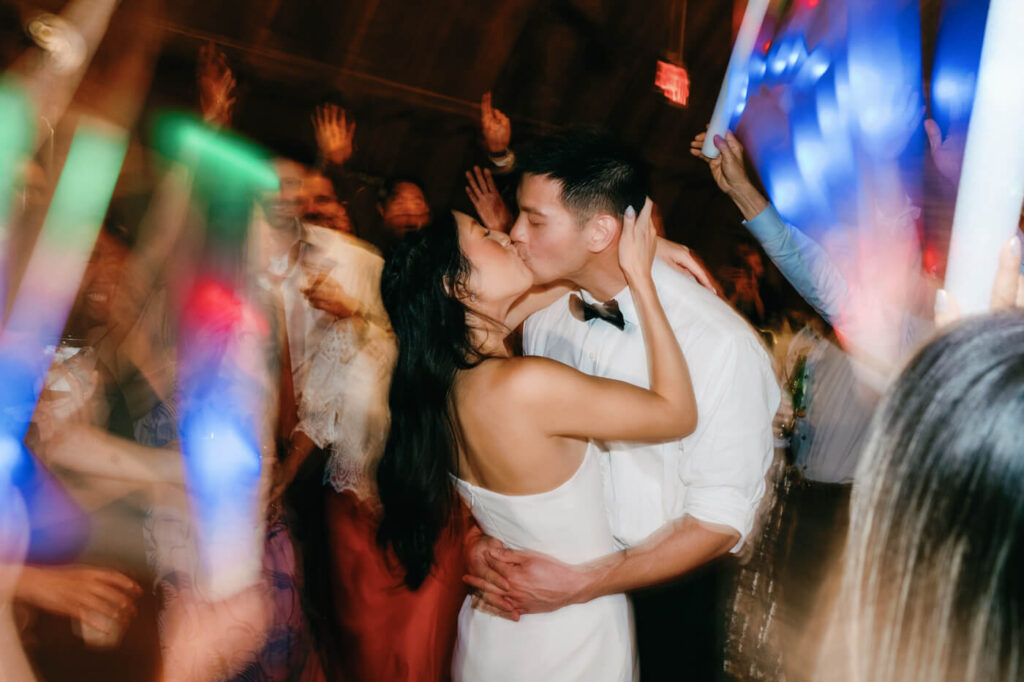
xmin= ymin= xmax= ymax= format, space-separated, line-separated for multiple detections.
xmin=518 ymin=130 xmax=649 ymax=225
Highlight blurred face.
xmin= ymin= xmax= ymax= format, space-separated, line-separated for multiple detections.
xmin=455 ymin=211 xmax=533 ymax=307
xmin=743 ymin=250 xmax=764 ymax=278
xmin=81 ymin=232 xmax=128 ymax=325
xmin=380 ymin=182 xmax=430 ymax=235
xmin=265 ymin=159 xmax=304 ymax=227
xmin=303 ymin=173 xmax=352 ymax=233
xmin=509 ymin=173 xmax=590 ymax=285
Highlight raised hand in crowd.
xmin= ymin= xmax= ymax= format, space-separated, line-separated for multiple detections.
xmin=924 ymin=118 xmax=967 ymax=186
xmin=197 ymin=42 xmax=236 ymax=128
xmin=313 ymin=103 xmax=356 ymax=167
xmin=480 ymin=91 xmax=513 ymax=167
xmin=690 ymin=130 xmax=768 ymax=221
xmin=465 ymin=165 xmax=512 ymax=232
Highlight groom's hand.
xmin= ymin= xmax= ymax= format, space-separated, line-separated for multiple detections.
xmin=481 ymin=548 xmax=592 ymax=615
xmin=464 ymin=534 xmax=521 ymax=620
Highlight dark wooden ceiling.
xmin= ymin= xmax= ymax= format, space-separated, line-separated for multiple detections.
xmin=3 ymin=0 xmax=947 ymax=272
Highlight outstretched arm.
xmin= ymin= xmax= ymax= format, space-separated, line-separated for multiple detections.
xmin=690 ymin=130 xmax=849 ymax=321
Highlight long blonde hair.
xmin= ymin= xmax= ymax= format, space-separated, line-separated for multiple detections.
xmin=828 ymin=312 xmax=1024 ymax=682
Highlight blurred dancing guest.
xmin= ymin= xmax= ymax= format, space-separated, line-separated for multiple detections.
xmin=377 ymin=203 xmax=697 ymax=680
xmin=374 ymin=177 xmax=431 ymax=253
xmin=267 ymin=224 xmax=403 ymax=681
xmin=823 ymin=246 xmax=1024 ymax=681
xmin=463 ymin=131 xmax=778 ymax=680
xmin=302 ymin=169 xmax=354 ymax=234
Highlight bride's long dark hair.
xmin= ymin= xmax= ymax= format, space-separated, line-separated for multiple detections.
xmin=377 ymin=213 xmax=486 ymax=589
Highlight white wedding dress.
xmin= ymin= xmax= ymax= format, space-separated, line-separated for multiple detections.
xmin=452 ymin=446 xmax=637 ymax=681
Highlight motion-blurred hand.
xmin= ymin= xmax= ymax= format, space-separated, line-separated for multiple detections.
xmin=480 ymin=92 xmax=511 ymax=155
xmin=924 ymin=118 xmax=966 ymax=186
xmin=313 ymin=104 xmax=356 ymax=167
xmin=15 ymin=564 xmax=141 ymax=634
xmin=935 ymin=233 xmax=1024 ymax=326
xmin=302 ymin=274 xmax=359 ymax=319
xmin=197 ymin=42 xmax=236 ymax=128
xmin=465 ymin=165 xmax=512 ymax=232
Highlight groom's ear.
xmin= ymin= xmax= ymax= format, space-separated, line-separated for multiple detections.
xmin=585 ymin=212 xmax=620 ymax=253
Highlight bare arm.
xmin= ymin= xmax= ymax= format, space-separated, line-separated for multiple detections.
xmin=478 ymin=516 xmax=737 ymax=616
xmin=268 ymin=430 xmax=316 ymax=506
xmin=505 ymin=282 xmax=574 ymax=330
xmin=576 ymin=517 xmax=737 ymax=599
xmin=507 ymin=200 xmax=697 ymax=442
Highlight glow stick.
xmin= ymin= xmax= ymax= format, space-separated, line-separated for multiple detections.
xmin=0 ymin=81 xmax=35 ymax=313
xmin=164 ymin=117 xmax=276 ymax=599
xmin=0 ymin=118 xmax=127 ymax=441
xmin=943 ymin=0 xmax=1024 ymax=314
xmin=702 ymin=0 xmax=771 ymax=158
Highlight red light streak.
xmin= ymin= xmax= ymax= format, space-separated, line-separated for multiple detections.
xmin=655 ymin=60 xmax=690 ymax=106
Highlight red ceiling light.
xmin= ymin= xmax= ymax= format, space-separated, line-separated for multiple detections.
xmin=658 ymin=0 xmax=690 ymax=107
xmin=655 ymin=60 xmax=690 ymax=107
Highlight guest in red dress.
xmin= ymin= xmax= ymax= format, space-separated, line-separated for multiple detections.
xmin=325 ymin=493 xmax=471 ymax=681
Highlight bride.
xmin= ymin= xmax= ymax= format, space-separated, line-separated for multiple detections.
xmin=376 ymin=200 xmax=696 ymax=680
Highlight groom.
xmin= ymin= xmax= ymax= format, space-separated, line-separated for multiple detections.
xmin=467 ymin=131 xmax=779 ymax=679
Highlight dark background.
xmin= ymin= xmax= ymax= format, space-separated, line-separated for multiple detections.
xmin=3 ymin=0 xmax=947 ymax=292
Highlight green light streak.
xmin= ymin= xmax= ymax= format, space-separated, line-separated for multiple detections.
xmin=0 ymin=79 xmax=36 ymax=224
xmin=151 ymin=111 xmax=279 ymax=245
xmin=41 ymin=120 xmax=128 ymax=250
xmin=152 ymin=112 xmax=279 ymax=192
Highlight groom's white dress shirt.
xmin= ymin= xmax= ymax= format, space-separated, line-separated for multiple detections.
xmin=524 ymin=259 xmax=780 ymax=550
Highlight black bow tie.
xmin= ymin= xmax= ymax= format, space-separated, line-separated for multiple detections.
xmin=569 ymin=294 xmax=625 ymax=330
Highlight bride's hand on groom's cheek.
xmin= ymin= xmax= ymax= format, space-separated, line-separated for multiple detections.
xmin=481 ymin=548 xmax=592 ymax=615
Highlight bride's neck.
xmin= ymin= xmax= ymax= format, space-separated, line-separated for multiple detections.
xmin=467 ymin=299 xmax=515 ymax=358
xmin=466 ymin=307 xmax=513 ymax=357
xmin=471 ymin=324 xmax=512 ymax=358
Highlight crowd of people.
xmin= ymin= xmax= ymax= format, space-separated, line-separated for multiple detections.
xmin=2 ymin=27 xmax=1023 ymax=682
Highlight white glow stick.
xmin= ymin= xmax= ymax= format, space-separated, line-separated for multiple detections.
xmin=943 ymin=0 xmax=1024 ymax=314
xmin=702 ymin=0 xmax=771 ymax=158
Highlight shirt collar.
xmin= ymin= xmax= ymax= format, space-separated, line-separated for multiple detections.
xmin=579 ymin=261 xmax=672 ymax=328
xmin=580 ymin=285 xmax=637 ymax=326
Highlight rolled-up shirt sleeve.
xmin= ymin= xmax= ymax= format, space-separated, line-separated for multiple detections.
xmin=678 ymin=336 xmax=779 ymax=551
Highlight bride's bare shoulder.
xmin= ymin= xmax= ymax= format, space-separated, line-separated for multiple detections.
xmin=479 ymin=356 xmax=576 ymax=402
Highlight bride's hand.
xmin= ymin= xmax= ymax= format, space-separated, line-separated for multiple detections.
xmin=618 ymin=198 xmax=657 ymax=286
